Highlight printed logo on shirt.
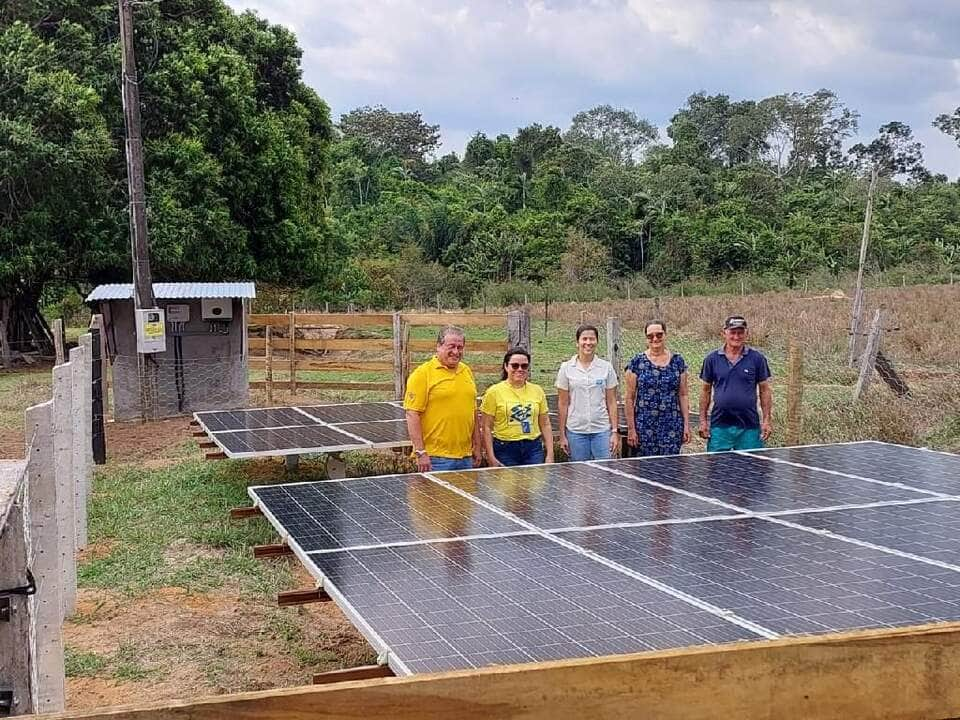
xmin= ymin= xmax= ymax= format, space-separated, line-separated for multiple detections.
xmin=594 ymin=378 xmax=604 ymax=386
xmin=510 ymin=403 xmax=533 ymax=434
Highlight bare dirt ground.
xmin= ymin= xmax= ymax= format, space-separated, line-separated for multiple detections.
xmin=65 ymin=566 xmax=372 ymax=709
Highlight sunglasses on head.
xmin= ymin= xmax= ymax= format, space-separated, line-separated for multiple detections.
xmin=508 ymin=362 xmax=529 ymax=370
xmin=646 ymin=332 xmax=664 ymax=340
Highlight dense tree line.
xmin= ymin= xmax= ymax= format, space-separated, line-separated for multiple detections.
xmin=3 ymin=1 xmax=960 ymax=349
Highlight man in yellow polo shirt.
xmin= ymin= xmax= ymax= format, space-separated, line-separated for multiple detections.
xmin=404 ymin=325 xmax=482 ymax=472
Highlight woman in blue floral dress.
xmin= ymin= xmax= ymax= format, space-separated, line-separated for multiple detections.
xmin=624 ymin=320 xmax=691 ymax=457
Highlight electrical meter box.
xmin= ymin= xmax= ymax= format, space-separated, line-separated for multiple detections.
xmin=135 ymin=308 xmax=166 ymax=353
xmin=201 ymin=298 xmax=232 ymax=320
xmin=166 ymin=304 xmax=190 ymax=323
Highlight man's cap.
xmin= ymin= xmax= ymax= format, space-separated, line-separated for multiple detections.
xmin=724 ymin=315 xmax=748 ymax=329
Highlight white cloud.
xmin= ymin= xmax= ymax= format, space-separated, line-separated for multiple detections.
xmin=224 ymin=0 xmax=960 ymax=173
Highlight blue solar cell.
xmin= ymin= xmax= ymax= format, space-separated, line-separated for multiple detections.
xmin=788 ymin=500 xmax=960 ymax=565
xmin=747 ymin=442 xmax=960 ymax=495
xmin=554 ymin=519 xmax=960 ymax=636
xmin=440 ymin=463 xmax=735 ymax=529
xmin=602 ymin=451 xmax=927 ymax=512
xmin=307 ymin=534 xmax=760 ymax=673
xmin=250 ymin=476 xmax=523 ymax=551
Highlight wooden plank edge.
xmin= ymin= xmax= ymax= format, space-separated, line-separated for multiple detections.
xmin=229 ymin=506 xmax=262 ymax=520
xmin=36 ymin=621 xmax=960 ymax=720
xmin=277 ymin=587 xmax=332 ymax=607
xmin=204 ymin=451 xmax=227 ymax=461
xmin=312 ymin=665 xmax=393 ymax=685
xmin=253 ymin=543 xmax=293 ymax=559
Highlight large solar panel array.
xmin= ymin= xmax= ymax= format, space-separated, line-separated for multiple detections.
xmin=194 ymin=402 xmax=412 ymax=458
xmin=248 ymin=441 xmax=960 ymax=676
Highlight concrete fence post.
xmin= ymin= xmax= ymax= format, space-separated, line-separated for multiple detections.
xmin=51 ymin=364 xmax=76 ymax=618
xmin=24 ymin=401 xmax=65 ymax=713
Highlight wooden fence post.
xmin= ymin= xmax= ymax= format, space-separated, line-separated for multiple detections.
xmin=89 ymin=314 xmax=109 ymax=401
xmin=392 ymin=312 xmax=405 ymax=400
xmin=90 ymin=328 xmax=106 ymax=465
xmin=265 ymin=326 xmax=273 ymax=404
xmin=24 ymin=400 xmax=65 ymax=713
xmin=288 ymin=312 xmax=297 ymax=398
xmin=785 ymin=340 xmax=804 ymax=445
xmin=606 ymin=316 xmax=622 ymax=388
xmin=51 ymin=364 xmax=76 ymax=618
xmin=507 ymin=309 xmax=531 ymax=350
xmin=848 ymin=168 xmax=878 ymax=367
xmin=52 ymin=319 xmax=65 ymax=365
xmin=0 ymin=460 xmax=34 ymax=715
xmin=853 ymin=308 xmax=883 ymax=402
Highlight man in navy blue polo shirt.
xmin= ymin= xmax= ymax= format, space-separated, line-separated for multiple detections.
xmin=698 ymin=315 xmax=773 ymax=451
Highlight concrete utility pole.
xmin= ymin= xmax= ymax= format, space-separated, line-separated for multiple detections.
xmin=119 ymin=0 xmax=157 ymax=419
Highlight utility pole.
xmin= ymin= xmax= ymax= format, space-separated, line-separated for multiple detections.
xmin=119 ymin=0 xmax=158 ymax=418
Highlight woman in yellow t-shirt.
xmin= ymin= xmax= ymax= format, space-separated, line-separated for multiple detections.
xmin=480 ymin=347 xmax=554 ymax=467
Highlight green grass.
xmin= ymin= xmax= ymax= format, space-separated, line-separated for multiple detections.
xmin=80 ymin=460 xmax=314 ymax=595
xmin=64 ymin=647 xmax=109 ymax=677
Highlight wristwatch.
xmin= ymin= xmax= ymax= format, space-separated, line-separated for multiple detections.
xmin=414 ymin=449 xmax=428 ymax=457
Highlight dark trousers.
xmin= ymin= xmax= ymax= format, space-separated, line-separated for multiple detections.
xmin=492 ymin=437 xmax=545 ymax=466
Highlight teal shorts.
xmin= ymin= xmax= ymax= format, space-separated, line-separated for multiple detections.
xmin=707 ymin=425 xmax=763 ymax=452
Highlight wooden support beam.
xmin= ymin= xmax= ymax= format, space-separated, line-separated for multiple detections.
xmin=198 ymin=441 xmax=216 ymax=450
xmin=192 ymin=431 xmax=207 ymax=438
xmin=189 ymin=419 xmax=199 ymax=427
xmin=277 ymin=587 xmax=331 ymax=607
xmin=204 ymin=451 xmax=227 ymax=461
xmin=37 ymin=621 xmax=960 ymax=720
xmin=312 ymin=664 xmax=393 ymax=685
xmin=229 ymin=506 xmax=262 ymax=520
xmin=253 ymin=542 xmax=293 ymax=559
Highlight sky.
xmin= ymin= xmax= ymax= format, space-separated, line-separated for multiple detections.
xmin=223 ymin=0 xmax=960 ymax=177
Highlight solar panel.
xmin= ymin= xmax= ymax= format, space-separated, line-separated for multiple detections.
xmin=305 ymin=534 xmax=761 ymax=674
xmin=249 ymin=476 xmax=523 ymax=551
xmin=330 ymin=419 xmax=412 ymax=446
xmin=441 ymin=463 xmax=738 ymax=529
xmin=602 ymin=452 xmax=928 ymax=513
xmin=747 ymin=442 xmax=960 ymax=495
xmin=298 ymin=402 xmax=408 ymax=424
xmin=554 ymin=518 xmax=960 ymax=635
xmin=195 ymin=407 xmax=316 ymax=432
xmin=214 ymin=424 xmax=366 ymax=457
xmin=788 ymin=500 xmax=960 ymax=566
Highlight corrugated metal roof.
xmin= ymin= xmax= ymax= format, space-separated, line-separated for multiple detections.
xmin=86 ymin=282 xmax=256 ymax=302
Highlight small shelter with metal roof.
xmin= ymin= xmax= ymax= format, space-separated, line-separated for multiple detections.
xmin=86 ymin=282 xmax=255 ymax=421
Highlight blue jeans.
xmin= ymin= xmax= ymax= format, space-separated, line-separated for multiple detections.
xmin=566 ymin=430 xmax=611 ymax=461
xmin=430 ymin=456 xmax=474 ymax=472
xmin=492 ymin=437 xmax=545 ymax=467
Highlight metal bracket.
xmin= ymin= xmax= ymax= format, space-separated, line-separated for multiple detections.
xmin=0 ymin=569 xmax=35 ymax=623
xmin=0 ymin=569 xmax=36 ymax=598
xmin=0 ymin=688 xmax=13 ymax=715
